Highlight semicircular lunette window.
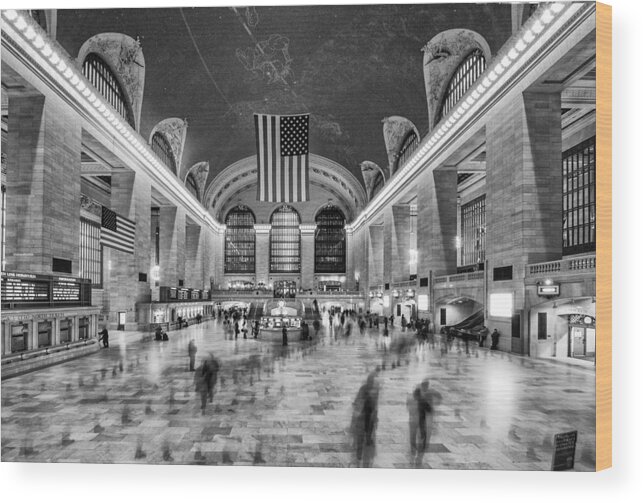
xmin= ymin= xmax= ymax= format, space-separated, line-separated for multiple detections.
xmin=270 ymin=205 xmax=300 ymax=273
xmin=315 ymin=206 xmax=346 ymax=273
xmin=151 ymin=132 xmax=177 ymax=174
xmin=438 ymin=49 xmax=486 ymax=123
xmin=225 ymin=206 xmax=256 ymax=273
xmin=82 ymin=53 xmax=135 ymax=128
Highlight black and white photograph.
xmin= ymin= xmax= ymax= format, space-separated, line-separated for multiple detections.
xmin=1 ymin=1 xmax=605 ymax=475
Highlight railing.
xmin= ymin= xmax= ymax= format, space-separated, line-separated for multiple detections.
xmin=2 ymin=338 xmax=97 ymax=364
xmin=391 ymin=280 xmax=416 ymax=289
xmin=434 ymin=271 xmax=485 ymax=285
xmin=526 ymin=254 xmax=596 ymax=278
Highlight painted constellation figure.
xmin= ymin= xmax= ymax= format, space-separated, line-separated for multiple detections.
xmin=236 ymin=34 xmax=294 ymax=85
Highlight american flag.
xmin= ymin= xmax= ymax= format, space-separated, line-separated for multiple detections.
xmin=100 ymin=206 xmax=136 ymax=254
xmin=255 ymin=113 xmax=310 ymax=202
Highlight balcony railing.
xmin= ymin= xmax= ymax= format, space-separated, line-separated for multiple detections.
xmin=434 ymin=271 xmax=484 ymax=285
xmin=526 ymin=255 xmax=596 ymax=278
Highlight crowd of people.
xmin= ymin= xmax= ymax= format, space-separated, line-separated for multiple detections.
xmin=124 ymin=301 xmax=503 ymax=467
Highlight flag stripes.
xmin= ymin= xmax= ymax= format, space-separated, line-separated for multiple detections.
xmin=255 ymin=113 xmax=309 ymax=202
xmin=100 ymin=206 xmax=136 ymax=254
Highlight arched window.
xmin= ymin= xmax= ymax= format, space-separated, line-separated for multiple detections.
xmin=185 ymin=173 xmax=199 ymax=201
xmin=270 ymin=205 xmax=300 ymax=273
xmin=82 ymin=53 xmax=134 ymax=127
xmin=438 ymin=49 xmax=486 ymax=123
xmin=315 ymin=206 xmax=346 ymax=273
xmin=395 ymin=131 xmax=420 ymax=173
xmin=151 ymin=132 xmax=177 ymax=174
xmin=225 ymin=206 xmax=255 ymax=273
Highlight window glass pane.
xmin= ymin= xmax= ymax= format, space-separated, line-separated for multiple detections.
xmin=82 ymin=54 xmax=134 ymax=127
xmin=270 ymin=206 xmax=300 ymax=273
xmin=225 ymin=206 xmax=256 ymax=273
xmin=315 ymin=206 xmax=346 ymax=273
xmin=562 ymin=137 xmax=596 ymax=255
xmin=460 ymin=195 xmax=486 ymax=267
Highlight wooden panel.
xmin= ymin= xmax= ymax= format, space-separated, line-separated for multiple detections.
xmin=595 ymin=1 xmax=612 ymax=472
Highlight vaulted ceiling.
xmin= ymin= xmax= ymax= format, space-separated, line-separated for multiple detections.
xmin=55 ymin=4 xmax=512 ymax=188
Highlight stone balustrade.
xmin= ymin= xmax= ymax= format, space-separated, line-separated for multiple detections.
xmin=526 ymin=254 xmax=596 ymax=278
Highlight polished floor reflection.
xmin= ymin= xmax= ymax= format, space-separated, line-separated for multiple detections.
xmin=1 ymin=319 xmax=596 ymax=470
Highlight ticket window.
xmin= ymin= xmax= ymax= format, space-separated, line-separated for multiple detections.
xmin=78 ymin=317 xmax=90 ymax=340
xmin=11 ymin=323 xmax=30 ymax=353
xmin=37 ymin=321 xmax=52 ymax=348
xmin=59 ymin=318 xmax=72 ymax=344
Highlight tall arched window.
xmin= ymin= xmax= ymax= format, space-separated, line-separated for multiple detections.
xmin=225 ymin=206 xmax=255 ymax=273
xmin=315 ymin=206 xmax=346 ymax=273
xmin=395 ymin=131 xmax=420 ymax=174
xmin=270 ymin=205 xmax=300 ymax=273
xmin=82 ymin=53 xmax=134 ymax=127
xmin=151 ymin=132 xmax=177 ymax=174
xmin=438 ymin=49 xmax=486 ymax=123
xmin=186 ymin=173 xmax=199 ymax=201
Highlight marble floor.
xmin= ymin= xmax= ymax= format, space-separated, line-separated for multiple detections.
xmin=1 ymin=319 xmax=596 ymax=470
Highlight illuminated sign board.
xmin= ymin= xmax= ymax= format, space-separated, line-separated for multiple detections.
xmin=489 ymin=293 xmax=513 ymax=317
xmin=537 ymin=284 xmax=560 ymax=296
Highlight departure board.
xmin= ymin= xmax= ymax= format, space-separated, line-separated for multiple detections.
xmin=2 ymin=272 xmax=89 ymax=306
xmin=52 ymin=277 xmax=81 ymax=302
xmin=1 ymin=272 xmax=50 ymax=302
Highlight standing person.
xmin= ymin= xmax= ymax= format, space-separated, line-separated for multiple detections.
xmin=351 ymin=371 xmax=380 ymax=468
xmin=234 ymin=320 xmax=240 ymax=339
xmin=401 ymin=314 xmax=407 ymax=332
xmin=282 ymin=325 xmax=288 ymax=346
xmin=188 ymin=339 xmax=197 ymax=371
xmin=490 ymin=329 xmax=500 ymax=350
xmin=302 ymin=321 xmax=309 ymax=341
xmin=200 ymin=353 xmax=220 ymax=410
xmin=478 ymin=325 xmax=489 ymax=348
xmin=98 ymin=327 xmax=109 ymax=348
xmin=242 ymin=316 xmax=248 ymax=339
xmin=412 ymin=378 xmax=442 ymax=465
xmin=253 ymin=320 xmax=260 ymax=339
xmin=154 ymin=325 xmax=163 ymax=341
xmin=313 ymin=319 xmax=321 ymax=337
xmin=389 ymin=315 xmax=394 ymax=328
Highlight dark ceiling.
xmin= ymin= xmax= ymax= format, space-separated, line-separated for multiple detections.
xmin=56 ymin=4 xmax=512 ymax=186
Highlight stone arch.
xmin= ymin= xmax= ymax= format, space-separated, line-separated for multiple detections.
xmin=359 ymin=161 xmax=388 ymax=201
xmin=183 ymin=161 xmax=210 ymax=203
xmin=381 ymin=116 xmax=420 ymax=176
xmin=149 ymin=118 xmax=188 ymax=176
xmin=422 ymin=29 xmax=491 ymax=131
xmin=78 ymin=33 xmax=145 ymax=131
xmin=204 ymin=154 xmax=367 ymax=223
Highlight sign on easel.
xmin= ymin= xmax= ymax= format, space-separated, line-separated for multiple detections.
xmin=551 ymin=430 xmax=577 ymax=471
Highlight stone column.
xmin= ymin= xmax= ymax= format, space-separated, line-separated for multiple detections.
xmin=485 ymin=90 xmax=562 ymax=352
xmin=254 ymin=224 xmax=271 ymax=287
xmin=300 ymin=224 xmax=316 ymax=290
xmin=201 ymin=226 xmax=218 ymax=291
xmin=368 ymin=225 xmax=384 ymax=286
xmin=416 ymin=169 xmax=458 ymax=277
xmin=158 ymin=206 xmax=186 ymax=287
xmin=5 ymin=93 xmax=81 ymax=275
xmin=185 ymin=222 xmax=203 ymax=289
xmin=104 ymin=168 xmax=152 ymax=329
xmin=344 ymin=228 xmax=355 ymax=290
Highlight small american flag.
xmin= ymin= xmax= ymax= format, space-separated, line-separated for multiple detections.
xmin=100 ymin=206 xmax=136 ymax=254
xmin=255 ymin=113 xmax=310 ymax=202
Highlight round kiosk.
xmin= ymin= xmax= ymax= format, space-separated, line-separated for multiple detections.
xmin=259 ymin=300 xmax=304 ymax=341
